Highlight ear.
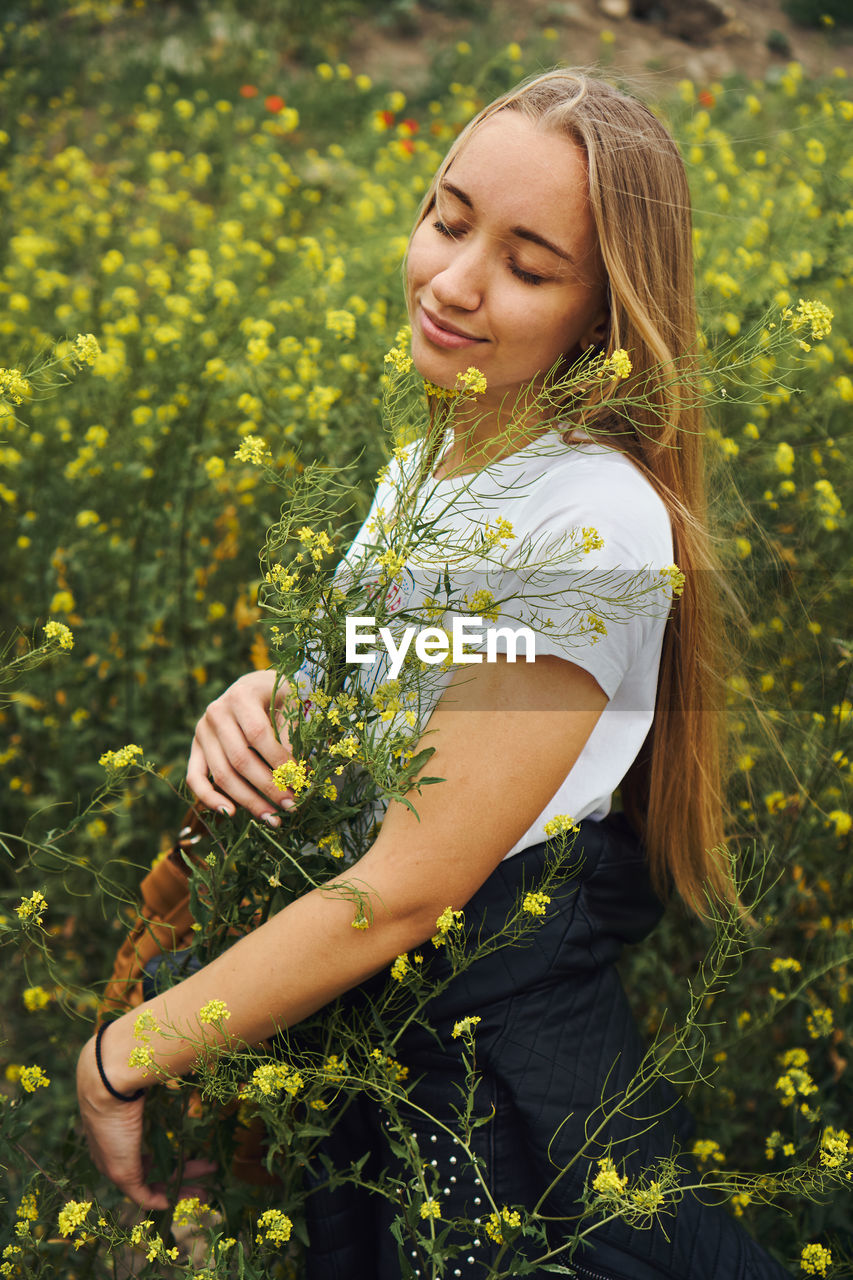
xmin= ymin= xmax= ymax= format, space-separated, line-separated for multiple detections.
xmin=579 ymin=312 xmax=609 ymax=353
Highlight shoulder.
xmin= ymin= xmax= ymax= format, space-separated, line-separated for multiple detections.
xmin=510 ymin=436 xmax=673 ymax=569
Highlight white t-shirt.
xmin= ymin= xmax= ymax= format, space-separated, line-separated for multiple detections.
xmin=312 ymin=429 xmax=674 ymax=858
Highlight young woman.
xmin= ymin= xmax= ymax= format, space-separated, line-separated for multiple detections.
xmin=77 ymin=71 xmax=792 ymax=1278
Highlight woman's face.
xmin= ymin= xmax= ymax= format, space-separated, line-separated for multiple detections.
xmin=406 ymin=112 xmax=607 ymax=417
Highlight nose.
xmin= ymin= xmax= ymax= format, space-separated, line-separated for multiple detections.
xmin=430 ymin=238 xmax=486 ymax=313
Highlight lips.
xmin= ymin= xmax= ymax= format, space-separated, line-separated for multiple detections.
xmin=418 ymin=304 xmax=485 ymax=350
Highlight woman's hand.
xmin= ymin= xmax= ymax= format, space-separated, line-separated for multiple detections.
xmin=76 ymin=1036 xmax=215 ymax=1209
xmin=187 ymin=670 xmax=295 ymax=824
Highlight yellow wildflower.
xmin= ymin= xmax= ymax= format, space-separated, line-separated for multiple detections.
xmin=15 ymin=892 xmax=47 ymax=925
xmin=43 ymin=620 xmax=74 ymax=650
xmin=456 ymin=366 xmax=487 ymax=394
xmin=99 ymin=743 xmax=144 ymax=772
xmin=452 ymin=1016 xmax=482 ymax=1038
xmin=592 ymin=1156 xmax=628 ymax=1198
xmin=522 ymin=891 xmax=551 ymax=917
xmin=272 ymin=759 xmax=311 ymax=795
xmin=800 ymin=1243 xmax=832 ymax=1276
xmin=58 ymin=1201 xmax=91 ymax=1237
xmin=234 ymin=435 xmax=272 ymax=465
xmin=198 ymin=999 xmax=231 ymax=1026
xmin=543 ymin=814 xmax=580 ymax=840
xmin=432 ymin=906 xmax=464 ymax=946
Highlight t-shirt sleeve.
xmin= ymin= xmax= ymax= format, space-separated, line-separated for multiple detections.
xmin=463 ymin=451 xmax=675 ymax=699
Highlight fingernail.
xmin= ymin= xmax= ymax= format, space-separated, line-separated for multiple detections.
xmin=281 ymin=796 xmax=295 ymax=812
xmin=262 ymin=812 xmax=281 ymax=828
xmin=218 ymin=805 xmax=233 ymax=818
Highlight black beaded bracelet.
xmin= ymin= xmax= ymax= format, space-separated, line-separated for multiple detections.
xmin=94 ymin=1021 xmax=146 ymax=1103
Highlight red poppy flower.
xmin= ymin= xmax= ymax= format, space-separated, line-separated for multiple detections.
xmin=265 ymin=94 xmax=286 ymax=113
xmin=239 ymin=84 xmax=259 ymax=99
xmin=697 ymin=89 xmax=715 ymax=108
xmin=401 ymin=117 xmax=420 ymax=134
xmin=379 ymin=110 xmax=395 ymax=128
xmin=399 ymin=138 xmax=414 ymax=154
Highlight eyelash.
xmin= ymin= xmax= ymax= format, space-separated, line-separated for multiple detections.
xmin=431 ymin=218 xmax=547 ymax=287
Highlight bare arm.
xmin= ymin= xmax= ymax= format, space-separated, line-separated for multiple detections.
xmin=78 ymin=654 xmax=606 ymax=1203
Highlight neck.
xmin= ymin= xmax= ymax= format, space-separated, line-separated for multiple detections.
xmin=431 ymin=390 xmax=554 ymax=479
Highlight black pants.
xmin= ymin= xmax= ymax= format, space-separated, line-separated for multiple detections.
xmin=302 ymin=819 xmax=793 ymax=1280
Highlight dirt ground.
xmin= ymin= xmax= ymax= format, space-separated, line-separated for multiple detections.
xmin=347 ymin=0 xmax=852 ymax=92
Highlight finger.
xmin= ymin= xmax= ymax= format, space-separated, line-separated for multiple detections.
xmin=186 ymin=737 xmax=238 ymax=815
xmin=233 ymin=701 xmax=293 ymax=773
xmin=197 ymin=699 xmax=295 ymax=803
xmin=190 ymin=729 xmax=294 ymax=820
xmin=115 ymin=1178 xmax=171 ymax=1210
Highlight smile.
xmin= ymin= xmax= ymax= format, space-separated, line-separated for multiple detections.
xmin=418 ymin=304 xmax=486 ymax=350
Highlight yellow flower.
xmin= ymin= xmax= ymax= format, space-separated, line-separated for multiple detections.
xmin=73 ymin=333 xmax=101 ymax=366
xmin=484 ymin=1207 xmax=522 ymax=1243
xmin=173 ymin=1196 xmax=208 ymax=1226
xmin=198 ymin=999 xmax=231 ymax=1026
xmin=22 ymin=986 xmax=52 ymax=1012
xmin=43 ymin=620 xmax=74 ymax=650
xmin=432 ymin=906 xmax=464 ymax=947
xmin=543 ymin=814 xmax=580 ymax=840
xmin=49 ymin=589 xmax=75 ymax=613
xmin=0 ymin=366 xmax=33 ymax=405
xmin=318 ymin=831 xmax=344 ymax=858
xmin=463 ymin=588 xmax=500 ymax=621
xmin=692 ymin=1138 xmax=725 ymax=1165
xmin=592 ymin=1156 xmax=628 ymax=1198
xmin=775 ymin=1067 xmax=817 ymax=1108
xmin=827 ymin=810 xmax=851 ymax=837
xmin=384 ymin=343 xmax=412 ymax=373
xmin=256 ymin=1209 xmax=293 ymax=1245
xmin=819 ymin=1127 xmax=850 ymax=1170
xmin=16 ymin=1193 xmax=38 ymax=1222
xmin=774 ymin=442 xmax=795 ymax=475
xmin=16 ymin=891 xmax=47 ymax=925
xmin=522 ymin=891 xmax=551 ymax=917
xmin=234 ymin=435 xmax=272 ymax=465
xmin=57 ymin=1201 xmax=91 ymax=1237
xmin=807 ymin=1006 xmax=833 ymax=1039
xmin=607 ymin=347 xmax=632 ymax=379
xmin=786 ymin=298 xmax=833 ymax=342
xmin=659 ymin=563 xmax=685 ymax=597
xmin=127 ymin=1045 xmax=155 ymax=1074
xmin=452 ymin=1015 xmax=482 ymax=1039
xmin=99 ymin=743 xmax=144 ymax=773
xmin=18 ymin=1064 xmax=49 ymax=1095
xmin=369 ymin=1049 xmax=409 ymax=1082
xmin=272 ymin=759 xmax=311 ymax=795
xmin=420 ymin=1198 xmax=441 ymax=1220
xmin=456 ymin=366 xmax=487 ymax=395
xmin=581 ymin=526 xmax=604 ymax=554
xmin=800 ymin=1243 xmax=832 ymax=1276
xmin=390 ymin=954 xmax=410 ymax=982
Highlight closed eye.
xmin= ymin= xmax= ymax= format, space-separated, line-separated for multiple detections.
xmin=433 ymin=218 xmax=464 ymax=240
xmin=432 ymin=218 xmax=548 ymax=286
xmin=509 ymin=262 xmax=546 ymax=286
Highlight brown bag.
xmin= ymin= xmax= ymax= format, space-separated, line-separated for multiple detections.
xmin=100 ymin=807 xmax=278 ymax=1185
xmin=99 ymin=808 xmax=210 ymax=1020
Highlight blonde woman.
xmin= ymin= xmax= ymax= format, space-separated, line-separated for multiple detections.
xmin=78 ymin=71 xmax=792 ymax=1279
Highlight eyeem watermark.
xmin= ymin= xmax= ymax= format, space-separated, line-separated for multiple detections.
xmin=346 ymin=616 xmax=536 ymax=680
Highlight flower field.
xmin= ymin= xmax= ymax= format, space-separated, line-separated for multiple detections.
xmin=0 ymin=3 xmax=851 ymax=1276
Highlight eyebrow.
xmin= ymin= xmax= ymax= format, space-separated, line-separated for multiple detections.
xmin=439 ymin=180 xmax=576 ymax=265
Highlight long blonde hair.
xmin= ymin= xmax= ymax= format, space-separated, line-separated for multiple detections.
xmin=412 ymin=69 xmax=729 ymax=912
